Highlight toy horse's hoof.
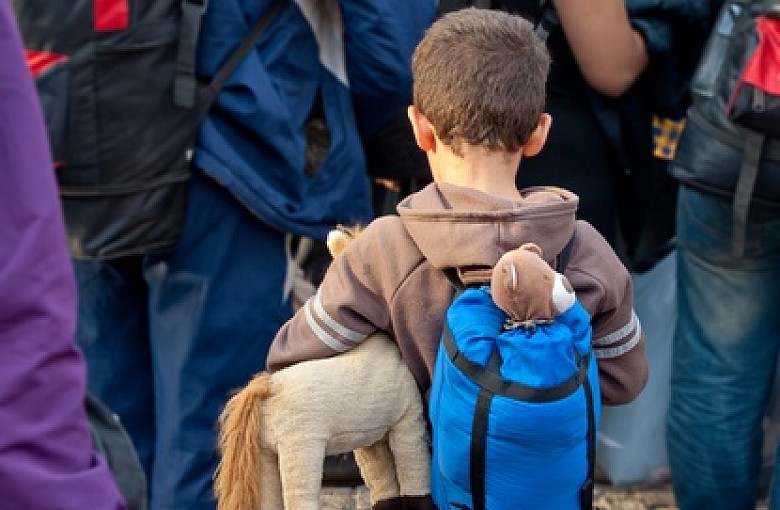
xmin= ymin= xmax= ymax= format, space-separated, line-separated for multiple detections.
xmin=373 ymin=496 xmax=404 ymax=510
xmin=401 ymin=495 xmax=437 ymax=510
xmin=372 ymin=497 xmax=404 ymax=510
xmin=372 ymin=495 xmax=437 ymax=510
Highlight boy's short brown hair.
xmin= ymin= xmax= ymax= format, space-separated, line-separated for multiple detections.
xmin=411 ymin=8 xmax=550 ymax=155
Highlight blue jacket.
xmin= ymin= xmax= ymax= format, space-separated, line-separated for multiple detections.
xmin=194 ymin=0 xmax=435 ymax=239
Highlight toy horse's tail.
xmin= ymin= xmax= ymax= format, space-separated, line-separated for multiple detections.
xmin=214 ymin=371 xmax=272 ymax=510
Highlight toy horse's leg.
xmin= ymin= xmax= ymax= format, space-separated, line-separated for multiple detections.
xmin=388 ymin=407 xmax=434 ymax=507
xmin=354 ymin=436 xmax=401 ymax=505
xmin=260 ymin=447 xmax=284 ymax=510
xmin=277 ymin=438 xmax=327 ymax=510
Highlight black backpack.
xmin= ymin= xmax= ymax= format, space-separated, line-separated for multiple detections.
xmin=12 ymin=0 xmax=285 ymax=260
xmin=670 ymin=0 xmax=780 ymax=255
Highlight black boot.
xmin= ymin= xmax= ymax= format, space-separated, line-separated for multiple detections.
xmin=402 ymin=494 xmax=438 ymax=510
xmin=373 ymin=496 xmax=405 ymax=510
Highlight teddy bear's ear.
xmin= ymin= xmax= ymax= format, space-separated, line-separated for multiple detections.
xmin=519 ymin=243 xmax=543 ymax=258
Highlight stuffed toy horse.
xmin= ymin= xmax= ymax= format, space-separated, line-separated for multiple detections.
xmin=214 ymin=228 xmax=433 ymax=510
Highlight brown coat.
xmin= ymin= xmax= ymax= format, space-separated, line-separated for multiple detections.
xmin=267 ymin=183 xmax=647 ymax=405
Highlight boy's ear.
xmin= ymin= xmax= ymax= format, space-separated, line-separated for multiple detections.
xmin=522 ymin=113 xmax=552 ymax=158
xmin=407 ymin=105 xmax=437 ymax=152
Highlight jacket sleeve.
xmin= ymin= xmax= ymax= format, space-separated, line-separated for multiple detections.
xmin=626 ymin=0 xmax=715 ymax=116
xmin=627 ymin=0 xmax=713 ymax=55
xmin=266 ymin=218 xmax=397 ymax=371
xmin=340 ymin=0 xmax=435 ymax=137
xmin=0 ymin=4 xmax=124 ymax=508
xmin=567 ymin=223 xmax=649 ymax=406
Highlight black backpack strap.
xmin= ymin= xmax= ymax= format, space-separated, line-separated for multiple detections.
xmin=442 ymin=325 xmax=589 ymax=402
xmin=442 ymin=267 xmax=466 ymax=291
xmin=86 ymin=393 xmax=147 ymax=510
xmin=192 ymin=0 xmax=288 ymax=117
xmin=732 ymin=131 xmax=765 ymax=257
xmin=560 ymin=228 xmax=595 ymax=510
xmin=557 ymin=230 xmax=577 ymax=273
xmin=580 ymin=375 xmax=596 ymax=510
xmin=469 ymin=348 xmax=503 ymax=510
xmin=175 ymin=0 xmax=210 ymax=107
xmin=470 ymin=385 xmax=494 ymax=510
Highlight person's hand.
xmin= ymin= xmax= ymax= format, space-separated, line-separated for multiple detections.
xmin=374 ymin=178 xmax=402 ymax=192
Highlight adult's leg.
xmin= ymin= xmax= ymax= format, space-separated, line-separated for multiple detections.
xmin=667 ymin=186 xmax=780 ymax=510
xmin=73 ymin=256 xmax=155 ymax=478
xmin=145 ymin=171 xmax=292 ymax=510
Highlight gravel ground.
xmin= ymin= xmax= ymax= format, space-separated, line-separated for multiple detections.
xmin=316 ymin=454 xmax=771 ymax=509
xmin=318 ymin=483 xmax=680 ymax=510
xmin=319 ymin=482 xmax=769 ymax=510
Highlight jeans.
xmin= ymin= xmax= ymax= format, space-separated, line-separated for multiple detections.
xmin=667 ymin=185 xmax=780 ymax=510
xmin=75 ymin=171 xmax=292 ymax=510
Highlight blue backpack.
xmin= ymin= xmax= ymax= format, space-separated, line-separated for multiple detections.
xmin=429 ymin=238 xmax=600 ymax=510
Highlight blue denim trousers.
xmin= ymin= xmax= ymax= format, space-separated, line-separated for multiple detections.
xmin=74 ymin=172 xmax=292 ymax=510
xmin=667 ymin=185 xmax=780 ymax=510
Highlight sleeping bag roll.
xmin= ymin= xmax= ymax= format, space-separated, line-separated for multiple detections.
xmin=429 ymin=286 xmax=601 ymax=510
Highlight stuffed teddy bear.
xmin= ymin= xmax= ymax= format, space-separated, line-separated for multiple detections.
xmin=490 ymin=242 xmax=576 ymax=326
xmin=214 ymin=227 xmax=432 ymax=510
xmin=429 ymin=242 xmax=601 ymax=510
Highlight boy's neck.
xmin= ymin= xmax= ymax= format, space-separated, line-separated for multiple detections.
xmin=430 ymin=142 xmax=524 ymax=201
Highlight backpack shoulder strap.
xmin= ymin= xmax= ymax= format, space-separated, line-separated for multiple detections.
xmin=175 ymin=0 xmax=210 ymax=107
xmin=556 ymin=229 xmax=577 ymax=272
xmin=194 ymin=0 xmax=288 ymax=117
xmin=581 ymin=377 xmax=596 ymax=510
xmin=732 ymin=131 xmax=765 ymax=256
xmin=441 ymin=267 xmax=466 ymax=291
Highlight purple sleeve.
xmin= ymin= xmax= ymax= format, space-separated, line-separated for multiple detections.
xmin=0 ymin=3 xmax=125 ymax=508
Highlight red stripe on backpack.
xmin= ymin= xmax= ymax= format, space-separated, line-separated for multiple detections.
xmin=742 ymin=17 xmax=780 ymax=96
xmin=94 ymin=0 xmax=128 ymax=31
xmin=24 ymin=50 xmax=67 ymax=77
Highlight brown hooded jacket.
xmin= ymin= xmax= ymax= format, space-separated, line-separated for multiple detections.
xmin=267 ymin=183 xmax=647 ymax=405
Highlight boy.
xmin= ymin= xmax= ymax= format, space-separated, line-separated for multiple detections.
xmin=268 ymin=8 xmax=646 ymax=417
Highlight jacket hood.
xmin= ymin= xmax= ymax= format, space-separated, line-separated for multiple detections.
xmin=397 ymin=183 xmax=579 ymax=271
